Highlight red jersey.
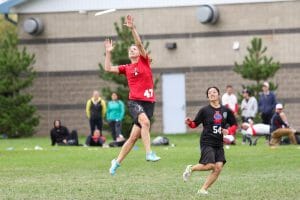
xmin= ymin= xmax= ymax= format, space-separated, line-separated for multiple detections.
xmin=118 ymin=55 xmax=156 ymax=102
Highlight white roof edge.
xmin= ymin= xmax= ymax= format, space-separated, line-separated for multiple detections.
xmin=11 ymin=0 xmax=295 ymax=14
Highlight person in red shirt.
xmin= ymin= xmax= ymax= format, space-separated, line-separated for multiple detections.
xmin=104 ymin=15 xmax=161 ymax=175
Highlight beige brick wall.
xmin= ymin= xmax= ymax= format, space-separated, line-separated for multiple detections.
xmin=30 ymin=66 xmax=300 ymax=136
xmin=18 ymin=2 xmax=300 ymax=39
xmin=17 ymin=1 xmax=300 ymax=72
xmin=19 ymin=34 xmax=300 ymax=72
xmin=28 ymin=74 xmax=113 ymax=105
xmin=16 ymin=1 xmax=300 ymax=135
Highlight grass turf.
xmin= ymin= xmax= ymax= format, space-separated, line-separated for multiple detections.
xmin=0 ymin=134 xmax=299 ymax=200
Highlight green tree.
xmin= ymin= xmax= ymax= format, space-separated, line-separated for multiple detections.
xmin=234 ymin=37 xmax=280 ymax=98
xmin=99 ymin=17 xmax=155 ymax=138
xmin=0 ymin=31 xmax=39 ymax=138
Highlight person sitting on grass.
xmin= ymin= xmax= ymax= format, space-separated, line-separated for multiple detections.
xmin=240 ymin=122 xmax=271 ymax=146
xmin=240 ymin=104 xmax=300 ymax=146
xmin=223 ymin=124 xmax=238 ymax=145
xmin=269 ymin=103 xmax=297 ymax=147
xmin=85 ymin=129 xmax=106 ymax=147
xmin=50 ymin=120 xmax=79 ymax=146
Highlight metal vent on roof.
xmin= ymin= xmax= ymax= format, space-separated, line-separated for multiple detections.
xmin=23 ymin=17 xmax=44 ymax=35
xmin=196 ymin=5 xmax=219 ymax=24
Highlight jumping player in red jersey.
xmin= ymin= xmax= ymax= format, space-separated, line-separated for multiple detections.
xmin=182 ymin=86 xmax=237 ymax=195
xmin=104 ymin=15 xmax=161 ymax=175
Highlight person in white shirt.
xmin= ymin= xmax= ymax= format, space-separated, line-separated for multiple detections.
xmin=221 ymin=85 xmax=238 ymax=117
xmin=240 ymin=122 xmax=271 ymax=145
xmin=240 ymin=89 xmax=258 ymax=144
xmin=241 ymin=89 xmax=258 ymax=122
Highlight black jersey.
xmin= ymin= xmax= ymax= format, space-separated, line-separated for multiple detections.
xmin=270 ymin=112 xmax=288 ymax=133
xmin=193 ymin=104 xmax=237 ymax=147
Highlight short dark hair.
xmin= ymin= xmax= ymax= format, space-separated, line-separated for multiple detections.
xmin=206 ymin=86 xmax=220 ymax=98
xmin=242 ymin=89 xmax=251 ymax=95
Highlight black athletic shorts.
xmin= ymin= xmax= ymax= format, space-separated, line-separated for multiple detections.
xmin=199 ymin=145 xmax=226 ymax=165
xmin=127 ymin=100 xmax=155 ymax=127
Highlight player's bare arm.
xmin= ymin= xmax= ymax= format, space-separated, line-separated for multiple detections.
xmin=279 ymin=112 xmax=289 ymax=127
xmin=124 ymin=15 xmax=147 ymax=58
xmin=104 ymin=39 xmax=119 ymax=73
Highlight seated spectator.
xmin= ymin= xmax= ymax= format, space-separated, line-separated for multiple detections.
xmin=269 ymin=103 xmax=297 ymax=147
xmin=223 ymin=124 xmax=238 ymax=145
xmin=240 ymin=122 xmax=271 ymax=145
xmin=85 ymin=129 xmax=106 ymax=146
xmin=50 ymin=120 xmax=79 ymax=146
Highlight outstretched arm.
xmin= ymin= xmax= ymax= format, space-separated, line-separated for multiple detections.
xmin=124 ymin=15 xmax=147 ymax=58
xmin=104 ymin=39 xmax=119 ymax=73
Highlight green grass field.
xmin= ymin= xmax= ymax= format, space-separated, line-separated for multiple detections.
xmin=0 ymin=134 xmax=299 ymax=200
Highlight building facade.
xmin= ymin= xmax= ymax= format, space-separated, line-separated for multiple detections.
xmin=2 ymin=0 xmax=299 ymax=135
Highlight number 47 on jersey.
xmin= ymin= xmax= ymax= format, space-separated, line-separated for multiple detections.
xmin=144 ymin=89 xmax=153 ymax=98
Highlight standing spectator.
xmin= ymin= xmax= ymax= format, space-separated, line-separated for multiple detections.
xmin=221 ymin=85 xmax=238 ymax=117
xmin=258 ymin=81 xmax=277 ymax=142
xmin=50 ymin=120 xmax=79 ymax=146
xmin=106 ymin=92 xmax=125 ymax=141
xmin=269 ymin=103 xmax=297 ymax=147
xmin=258 ymin=81 xmax=277 ymax=125
xmin=240 ymin=89 xmax=258 ymax=144
xmin=104 ymin=15 xmax=161 ymax=176
xmin=241 ymin=89 xmax=258 ymax=122
xmin=86 ymin=90 xmax=106 ymax=135
xmin=183 ymin=86 xmax=237 ymax=195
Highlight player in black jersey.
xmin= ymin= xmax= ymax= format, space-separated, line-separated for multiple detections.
xmin=182 ymin=86 xmax=237 ymax=195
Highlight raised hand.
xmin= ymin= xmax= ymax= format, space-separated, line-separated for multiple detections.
xmin=104 ymin=39 xmax=114 ymax=52
xmin=123 ymin=14 xmax=147 ymax=57
xmin=124 ymin=15 xmax=134 ymax=29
